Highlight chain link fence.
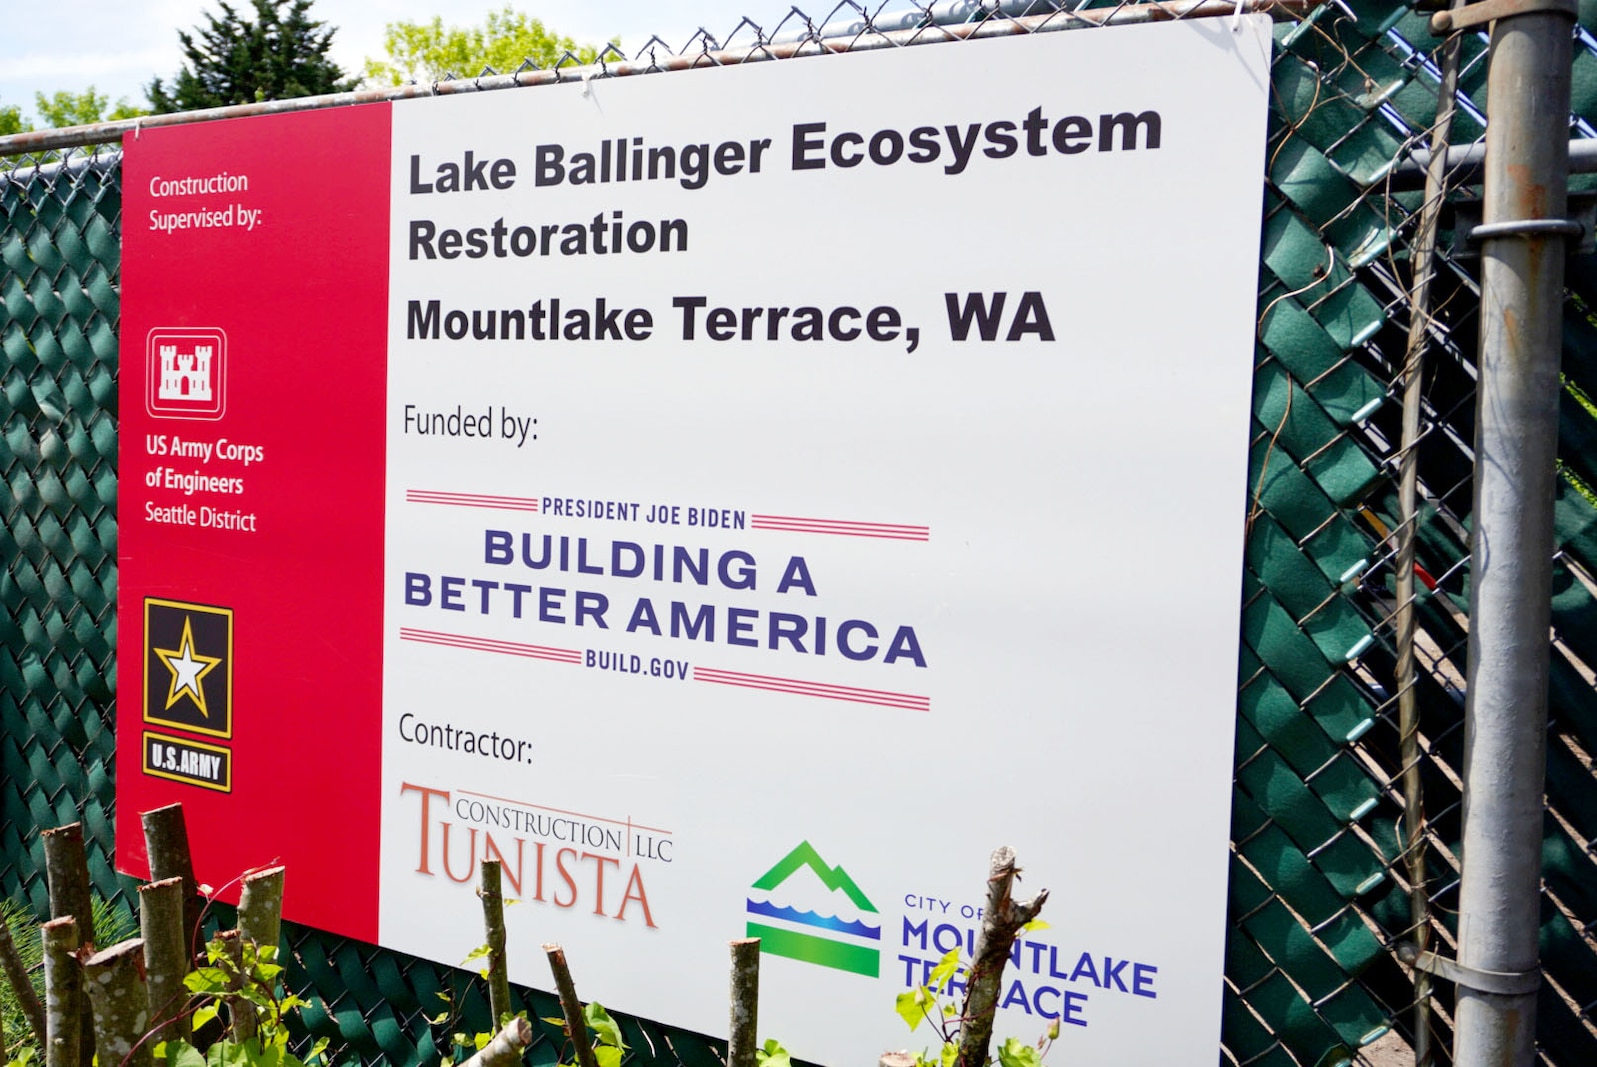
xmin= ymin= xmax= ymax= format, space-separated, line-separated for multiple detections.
xmin=4 ymin=1 xmax=1597 ymax=1064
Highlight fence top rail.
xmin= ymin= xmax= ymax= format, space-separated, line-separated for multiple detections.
xmin=0 ymin=0 xmax=1314 ymax=158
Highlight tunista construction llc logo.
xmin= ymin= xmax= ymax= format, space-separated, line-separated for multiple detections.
xmin=142 ymin=597 xmax=234 ymax=792
xmin=746 ymin=841 xmax=881 ymax=977
xmin=146 ymin=327 xmax=227 ymax=420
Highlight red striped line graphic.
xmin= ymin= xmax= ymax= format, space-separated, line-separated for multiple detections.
xmin=749 ymin=513 xmax=929 ymax=541
xmin=399 ymin=628 xmax=581 ymax=664
xmin=694 ymin=666 xmax=929 ymax=711
xmin=406 ymin=490 xmax=539 ymax=512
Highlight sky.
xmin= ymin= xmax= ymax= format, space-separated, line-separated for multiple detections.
xmin=0 ymin=0 xmax=902 ymax=126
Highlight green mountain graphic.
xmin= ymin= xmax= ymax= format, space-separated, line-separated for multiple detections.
xmin=751 ymin=840 xmax=878 ymax=913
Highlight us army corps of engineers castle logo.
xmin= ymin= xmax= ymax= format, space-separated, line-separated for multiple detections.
xmin=146 ymin=327 xmax=227 ymax=420
xmin=746 ymin=841 xmax=882 ymax=977
xmin=142 ymin=597 xmax=234 ymax=792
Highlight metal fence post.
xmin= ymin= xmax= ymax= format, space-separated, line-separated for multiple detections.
xmin=1450 ymin=3 xmax=1576 ymax=1066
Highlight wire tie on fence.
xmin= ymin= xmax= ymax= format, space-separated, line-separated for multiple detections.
xmin=1396 ymin=944 xmax=1541 ymax=996
xmin=1231 ymin=0 xmax=1247 ymax=30
xmin=133 ymin=118 xmax=142 ymax=140
xmin=1345 ymin=718 xmax=1375 ymax=743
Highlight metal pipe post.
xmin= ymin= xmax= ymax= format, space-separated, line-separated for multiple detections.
xmin=1453 ymin=7 xmax=1574 ymax=1067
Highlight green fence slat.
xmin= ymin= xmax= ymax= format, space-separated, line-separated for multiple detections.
xmin=1224 ymin=985 xmax=1287 ymax=1063
xmin=1306 ymin=278 xmax=1386 ymax=353
xmin=1243 ymin=591 xmax=1340 ymax=702
xmin=1309 ymin=750 xmax=1382 ymax=823
xmin=1314 ymin=980 xmax=1391 ymax=1051
xmin=1234 ymin=965 xmax=1348 ymax=1065
xmin=1249 ymin=435 xmax=1341 ymax=541
xmin=1239 ymin=823 xmax=1349 ymax=928
xmin=1237 ymin=746 xmax=1346 ymax=854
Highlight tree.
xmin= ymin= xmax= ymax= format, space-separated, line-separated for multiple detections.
xmin=0 ymin=97 xmax=28 ymax=137
xmin=363 ymin=7 xmax=608 ymax=86
xmin=148 ymin=0 xmax=355 ymax=114
xmin=33 ymin=89 xmax=148 ymax=129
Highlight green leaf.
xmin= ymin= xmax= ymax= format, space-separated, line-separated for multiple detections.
xmin=938 ymin=1041 xmax=957 ymax=1067
xmin=927 ymin=948 xmax=960 ymax=993
xmin=462 ymin=944 xmax=492 ymax=964
xmin=895 ymin=989 xmax=930 ymax=1031
xmin=755 ymin=1038 xmax=792 ymax=1067
xmin=584 ymin=1002 xmax=625 ymax=1050
xmin=595 ymin=1046 xmax=623 ymax=1067
xmin=205 ymin=1041 xmax=256 ymax=1067
xmin=541 ymin=1016 xmax=569 ymax=1029
xmin=996 ymin=1037 xmax=1042 ymax=1067
xmin=1020 ymin=919 xmax=1051 ymax=933
xmin=185 ymin=966 xmax=234 ymax=993
xmin=194 ymin=1003 xmax=221 ymax=1030
xmin=167 ymin=1042 xmax=209 ymax=1067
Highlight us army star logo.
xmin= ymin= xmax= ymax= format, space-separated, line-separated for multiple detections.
xmin=154 ymin=617 xmax=222 ymax=715
xmin=144 ymin=598 xmax=234 ymax=739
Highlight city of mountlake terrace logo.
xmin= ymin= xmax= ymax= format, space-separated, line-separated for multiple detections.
xmin=746 ymin=841 xmax=881 ymax=977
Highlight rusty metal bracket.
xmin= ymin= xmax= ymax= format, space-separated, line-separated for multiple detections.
xmin=1396 ymin=943 xmax=1542 ymax=996
xmin=1431 ymin=0 xmax=1577 ymax=34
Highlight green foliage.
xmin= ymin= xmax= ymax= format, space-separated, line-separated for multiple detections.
xmin=528 ymin=999 xmax=626 ymax=1067
xmin=169 ymin=937 xmax=331 ymax=1067
xmin=895 ymin=945 xmax=1057 ymax=1067
xmin=32 ymin=88 xmax=149 ymax=129
xmin=0 ymin=895 xmax=138 ymax=1064
xmin=0 ymin=96 xmax=29 ymax=136
xmin=755 ymin=1038 xmax=792 ymax=1067
xmin=995 ymin=1036 xmax=1043 ymax=1067
xmin=148 ymin=0 xmax=356 ymax=114
xmin=362 ymin=6 xmax=609 ymax=86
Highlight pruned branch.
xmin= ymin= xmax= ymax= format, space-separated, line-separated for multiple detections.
xmin=215 ymin=929 xmax=256 ymax=1044
xmin=141 ymin=804 xmax=206 ymax=960
xmin=41 ymin=917 xmax=82 ymax=1067
xmin=42 ymin=824 xmax=93 ymax=943
xmin=42 ymin=822 xmax=95 ymax=1067
xmin=0 ymin=911 xmax=46 ymax=1049
xmin=83 ymin=938 xmax=153 ymax=1067
xmin=479 ymin=859 xmax=512 ymax=1026
xmin=728 ymin=938 xmax=760 ymax=1067
xmin=140 ymin=878 xmax=191 ymax=1048
xmin=956 ymin=847 xmax=1048 ymax=1067
xmin=543 ymin=943 xmax=598 ymax=1067
xmin=461 ymin=1016 xmax=534 ymax=1067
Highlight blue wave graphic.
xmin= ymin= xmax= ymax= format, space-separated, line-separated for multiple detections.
xmin=744 ymin=899 xmax=882 ymax=940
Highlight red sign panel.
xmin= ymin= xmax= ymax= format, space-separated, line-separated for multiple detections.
xmin=118 ymin=105 xmax=392 ymax=940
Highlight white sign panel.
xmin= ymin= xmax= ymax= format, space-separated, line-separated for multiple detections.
xmin=379 ymin=17 xmax=1269 ymax=1065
